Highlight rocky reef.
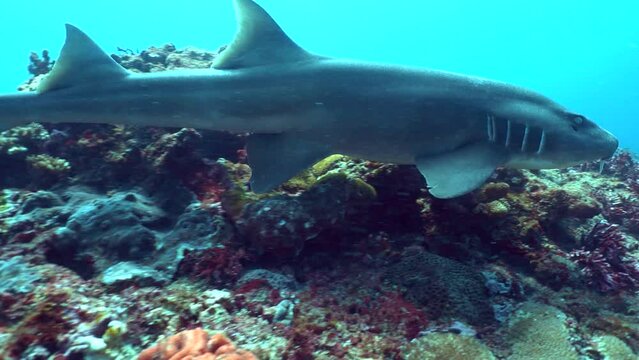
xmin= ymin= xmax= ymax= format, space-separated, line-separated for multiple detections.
xmin=1 ymin=44 xmax=639 ymax=360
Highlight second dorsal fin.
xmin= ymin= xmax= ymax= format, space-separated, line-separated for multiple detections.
xmin=213 ymin=0 xmax=315 ymax=70
xmin=39 ymin=24 xmax=128 ymax=93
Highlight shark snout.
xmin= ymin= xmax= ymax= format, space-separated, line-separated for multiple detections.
xmin=554 ymin=125 xmax=620 ymax=167
xmin=600 ymin=129 xmax=619 ymax=160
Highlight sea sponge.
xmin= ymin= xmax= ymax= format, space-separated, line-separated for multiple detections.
xmin=404 ymin=333 xmax=495 ymax=360
xmin=138 ymin=328 xmax=257 ymax=360
xmin=506 ymin=302 xmax=578 ymax=360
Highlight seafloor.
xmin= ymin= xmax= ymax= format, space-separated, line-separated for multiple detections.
xmin=1 ymin=46 xmax=639 ymax=360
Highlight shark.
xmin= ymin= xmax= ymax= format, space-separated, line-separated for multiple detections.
xmin=0 ymin=0 xmax=618 ymax=198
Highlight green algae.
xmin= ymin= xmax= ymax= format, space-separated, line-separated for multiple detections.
xmin=314 ymin=172 xmax=377 ymax=200
xmin=281 ymin=155 xmax=349 ymax=192
xmin=0 ymin=190 xmax=17 ymax=221
xmin=0 ymin=191 xmax=8 ymax=214
xmin=311 ymin=154 xmax=346 ymax=176
xmin=221 ymin=186 xmax=259 ymax=218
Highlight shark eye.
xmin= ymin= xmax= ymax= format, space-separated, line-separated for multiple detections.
xmin=571 ymin=115 xmax=585 ymax=131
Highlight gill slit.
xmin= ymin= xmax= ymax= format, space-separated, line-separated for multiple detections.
xmin=505 ymin=120 xmax=511 ymax=147
xmin=536 ymin=130 xmax=546 ymax=155
xmin=487 ymin=115 xmax=495 ymax=142
xmin=521 ymin=126 xmax=529 ymax=152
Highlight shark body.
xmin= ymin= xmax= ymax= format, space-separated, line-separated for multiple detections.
xmin=0 ymin=0 xmax=618 ymax=198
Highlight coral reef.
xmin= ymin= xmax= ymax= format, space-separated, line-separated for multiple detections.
xmin=591 ymin=334 xmax=636 ymax=360
xmin=113 ymin=44 xmax=219 ymax=73
xmin=569 ymin=221 xmax=639 ymax=293
xmin=404 ymin=333 xmax=495 ymax=360
xmin=1 ymin=41 xmax=639 ymax=360
xmin=28 ymin=50 xmax=54 ymax=76
xmin=504 ymin=302 xmax=578 ymax=360
xmin=0 ymin=257 xmax=42 ymax=294
xmin=236 ymin=173 xmax=376 ymax=258
xmin=26 ymin=188 xmax=232 ymax=279
xmin=384 ymin=246 xmax=493 ymax=325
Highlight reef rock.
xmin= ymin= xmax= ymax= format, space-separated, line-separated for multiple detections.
xmin=385 ymin=246 xmax=493 ymax=325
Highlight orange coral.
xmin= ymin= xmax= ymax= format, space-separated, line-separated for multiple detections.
xmin=138 ymin=328 xmax=257 ymax=360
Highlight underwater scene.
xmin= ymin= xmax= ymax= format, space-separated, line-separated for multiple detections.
xmin=0 ymin=0 xmax=638 ymax=359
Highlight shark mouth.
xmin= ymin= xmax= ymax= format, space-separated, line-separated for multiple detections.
xmin=487 ymin=115 xmax=546 ymax=155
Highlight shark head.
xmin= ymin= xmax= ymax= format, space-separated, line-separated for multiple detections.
xmin=491 ymin=100 xmax=619 ymax=169
xmin=538 ymin=112 xmax=619 ymax=167
xmin=418 ymin=97 xmax=618 ymax=199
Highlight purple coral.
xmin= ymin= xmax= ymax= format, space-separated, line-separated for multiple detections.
xmin=595 ymin=194 xmax=639 ymax=234
xmin=605 ymin=150 xmax=639 ymax=195
xmin=569 ymin=221 xmax=639 ymax=293
xmin=606 ymin=151 xmax=638 ymax=178
xmin=592 ymin=151 xmax=639 ymax=233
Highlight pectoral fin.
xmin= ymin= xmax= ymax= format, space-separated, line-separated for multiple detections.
xmin=416 ymin=143 xmax=505 ymax=199
xmin=247 ymin=134 xmax=331 ymax=193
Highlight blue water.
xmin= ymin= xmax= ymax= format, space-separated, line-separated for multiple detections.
xmin=0 ymin=0 xmax=637 ymax=151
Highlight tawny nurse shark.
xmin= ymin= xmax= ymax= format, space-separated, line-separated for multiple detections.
xmin=0 ymin=0 xmax=618 ymax=198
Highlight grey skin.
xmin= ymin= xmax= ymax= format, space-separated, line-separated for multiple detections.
xmin=0 ymin=0 xmax=618 ymax=198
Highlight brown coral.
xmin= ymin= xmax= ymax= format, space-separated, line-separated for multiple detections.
xmin=138 ymin=328 xmax=257 ymax=360
xmin=384 ymin=246 xmax=493 ymax=325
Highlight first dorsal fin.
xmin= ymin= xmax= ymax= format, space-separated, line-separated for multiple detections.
xmin=213 ymin=0 xmax=314 ymax=70
xmin=38 ymin=24 xmax=128 ymax=93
